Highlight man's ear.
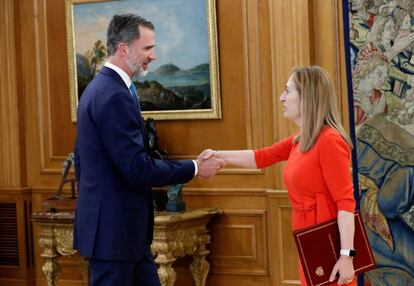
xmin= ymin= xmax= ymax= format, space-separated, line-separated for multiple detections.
xmin=117 ymin=42 xmax=127 ymax=56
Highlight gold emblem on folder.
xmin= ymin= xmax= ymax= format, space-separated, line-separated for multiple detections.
xmin=315 ymin=266 xmax=324 ymax=277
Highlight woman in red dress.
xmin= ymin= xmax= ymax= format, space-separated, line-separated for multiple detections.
xmin=200 ymin=66 xmax=357 ymax=285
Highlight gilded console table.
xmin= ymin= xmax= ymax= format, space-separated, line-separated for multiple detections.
xmin=151 ymin=207 xmax=223 ymax=286
xmin=31 ymin=212 xmax=88 ymax=286
xmin=32 ymin=207 xmax=223 ymax=286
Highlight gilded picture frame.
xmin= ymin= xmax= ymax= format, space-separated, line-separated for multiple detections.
xmin=66 ymin=0 xmax=221 ymax=121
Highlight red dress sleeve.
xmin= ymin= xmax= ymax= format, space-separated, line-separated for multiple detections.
xmin=318 ymin=132 xmax=356 ymax=212
xmin=254 ymin=135 xmax=295 ymax=168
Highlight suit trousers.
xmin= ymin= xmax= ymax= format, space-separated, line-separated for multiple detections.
xmin=89 ymin=246 xmax=160 ymax=286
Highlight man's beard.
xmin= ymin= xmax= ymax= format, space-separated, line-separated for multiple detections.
xmin=126 ymin=55 xmax=148 ymax=77
xmin=138 ymin=66 xmax=148 ymax=77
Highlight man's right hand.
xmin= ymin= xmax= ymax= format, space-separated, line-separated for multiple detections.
xmin=196 ymin=155 xmax=225 ymax=179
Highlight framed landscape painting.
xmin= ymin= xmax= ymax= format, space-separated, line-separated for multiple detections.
xmin=66 ymin=0 xmax=221 ymax=121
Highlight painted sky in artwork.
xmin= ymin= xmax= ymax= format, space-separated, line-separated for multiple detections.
xmin=73 ymin=0 xmax=209 ymax=70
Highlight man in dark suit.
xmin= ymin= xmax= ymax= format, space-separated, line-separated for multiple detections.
xmin=73 ymin=14 xmax=224 ymax=286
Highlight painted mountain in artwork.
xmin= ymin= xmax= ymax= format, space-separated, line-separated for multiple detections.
xmin=135 ymin=63 xmax=211 ymax=110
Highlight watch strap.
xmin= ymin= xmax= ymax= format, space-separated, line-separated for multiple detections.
xmin=340 ymin=249 xmax=356 ymax=257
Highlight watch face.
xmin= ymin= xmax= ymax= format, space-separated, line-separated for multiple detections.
xmin=349 ymin=249 xmax=356 ymax=257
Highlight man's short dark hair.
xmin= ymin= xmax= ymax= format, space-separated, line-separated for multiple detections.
xmin=106 ymin=14 xmax=154 ymax=56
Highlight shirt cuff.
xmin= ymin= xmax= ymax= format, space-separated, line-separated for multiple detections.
xmin=192 ymin=160 xmax=198 ymax=177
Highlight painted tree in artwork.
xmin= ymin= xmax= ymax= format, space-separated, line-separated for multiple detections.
xmin=85 ymin=40 xmax=107 ymax=75
xmin=77 ymin=40 xmax=107 ymax=97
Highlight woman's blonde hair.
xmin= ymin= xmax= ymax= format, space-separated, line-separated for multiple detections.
xmin=291 ymin=66 xmax=352 ymax=152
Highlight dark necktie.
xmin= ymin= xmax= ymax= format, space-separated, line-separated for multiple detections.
xmin=129 ymin=83 xmax=149 ymax=149
xmin=129 ymin=83 xmax=141 ymax=112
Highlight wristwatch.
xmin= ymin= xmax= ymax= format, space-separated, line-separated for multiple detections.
xmin=340 ymin=249 xmax=356 ymax=257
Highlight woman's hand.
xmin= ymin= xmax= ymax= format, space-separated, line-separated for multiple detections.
xmin=329 ymin=255 xmax=355 ymax=285
xmin=198 ymin=149 xmax=222 ymax=161
xmin=197 ymin=149 xmax=257 ymax=169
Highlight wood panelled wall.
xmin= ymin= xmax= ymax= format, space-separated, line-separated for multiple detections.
xmin=0 ymin=0 xmax=349 ymax=285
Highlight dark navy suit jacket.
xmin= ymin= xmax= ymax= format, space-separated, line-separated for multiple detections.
xmin=73 ymin=66 xmax=194 ymax=261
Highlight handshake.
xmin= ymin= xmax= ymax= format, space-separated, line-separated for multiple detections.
xmin=195 ymin=149 xmax=225 ymax=179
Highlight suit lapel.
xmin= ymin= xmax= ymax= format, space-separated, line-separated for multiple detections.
xmin=99 ymin=67 xmax=151 ymax=152
xmin=99 ymin=66 xmax=130 ymax=93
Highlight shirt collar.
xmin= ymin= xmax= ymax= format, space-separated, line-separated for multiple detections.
xmin=104 ymin=62 xmax=132 ymax=88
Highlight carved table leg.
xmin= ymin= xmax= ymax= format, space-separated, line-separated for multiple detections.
xmin=153 ymin=244 xmax=177 ymax=286
xmin=78 ymin=256 xmax=89 ymax=286
xmin=190 ymin=231 xmax=211 ymax=286
xmin=38 ymin=224 xmax=60 ymax=286
xmin=190 ymin=254 xmax=210 ymax=286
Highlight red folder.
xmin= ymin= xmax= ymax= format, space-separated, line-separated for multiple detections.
xmin=293 ymin=212 xmax=376 ymax=286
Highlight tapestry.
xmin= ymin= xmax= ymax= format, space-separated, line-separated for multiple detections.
xmin=344 ymin=0 xmax=414 ymax=285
